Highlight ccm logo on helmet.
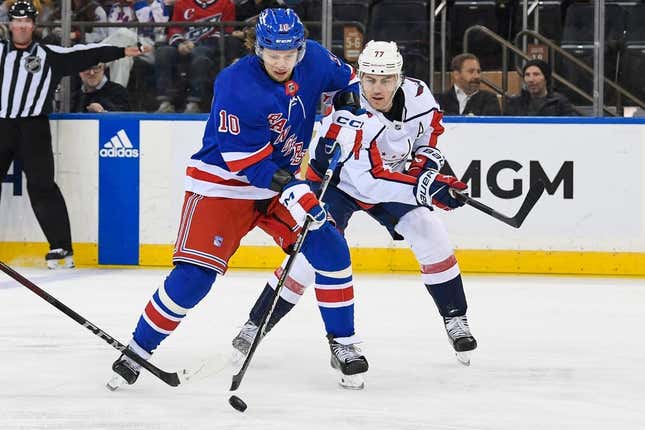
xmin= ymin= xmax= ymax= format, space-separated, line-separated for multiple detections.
xmin=334 ymin=116 xmax=364 ymax=129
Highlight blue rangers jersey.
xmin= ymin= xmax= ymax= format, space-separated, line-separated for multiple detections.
xmin=185 ymin=39 xmax=359 ymax=199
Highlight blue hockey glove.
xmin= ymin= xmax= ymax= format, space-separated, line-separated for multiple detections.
xmin=414 ymin=169 xmax=468 ymax=211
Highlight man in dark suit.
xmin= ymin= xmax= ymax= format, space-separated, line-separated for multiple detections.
xmin=436 ymin=53 xmax=501 ymax=116
xmin=72 ymin=63 xmax=130 ymax=112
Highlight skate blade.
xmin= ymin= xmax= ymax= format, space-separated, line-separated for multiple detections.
xmin=230 ymin=348 xmax=247 ymax=368
xmin=106 ymin=374 xmax=127 ymax=391
xmin=338 ymin=373 xmax=365 ymax=390
xmin=456 ymin=351 xmax=472 ymax=366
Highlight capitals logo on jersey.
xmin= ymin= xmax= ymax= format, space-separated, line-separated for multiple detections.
xmin=268 ymin=113 xmax=305 ymax=165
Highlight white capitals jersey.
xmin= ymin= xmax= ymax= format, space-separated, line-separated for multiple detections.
xmin=314 ymin=77 xmax=445 ymax=206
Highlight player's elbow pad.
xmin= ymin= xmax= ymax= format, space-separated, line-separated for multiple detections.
xmin=269 ymin=168 xmax=294 ymax=192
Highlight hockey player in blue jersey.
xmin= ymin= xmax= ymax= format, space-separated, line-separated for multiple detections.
xmin=231 ymin=41 xmax=478 ymax=385
xmin=107 ymin=8 xmax=369 ymax=390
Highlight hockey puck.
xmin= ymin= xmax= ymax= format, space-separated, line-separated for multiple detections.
xmin=228 ymin=395 xmax=247 ymax=412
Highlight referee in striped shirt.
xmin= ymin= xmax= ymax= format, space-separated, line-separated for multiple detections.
xmin=0 ymin=0 xmax=150 ymax=268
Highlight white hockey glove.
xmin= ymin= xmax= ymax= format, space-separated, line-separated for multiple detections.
xmin=322 ymin=108 xmax=366 ymax=161
xmin=414 ymin=169 xmax=468 ymax=211
xmin=279 ymin=180 xmax=327 ymax=230
xmin=407 ymin=146 xmax=445 ymax=177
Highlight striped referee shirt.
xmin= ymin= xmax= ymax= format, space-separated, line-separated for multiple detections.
xmin=0 ymin=40 xmax=125 ymax=118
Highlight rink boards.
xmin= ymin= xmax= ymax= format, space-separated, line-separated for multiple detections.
xmin=1 ymin=114 xmax=644 ymax=276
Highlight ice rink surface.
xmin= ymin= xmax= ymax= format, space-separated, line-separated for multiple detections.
xmin=1 ymin=267 xmax=644 ymax=430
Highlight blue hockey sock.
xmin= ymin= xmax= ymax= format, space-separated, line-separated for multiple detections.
xmin=302 ymin=225 xmax=355 ymax=338
xmin=133 ymin=263 xmax=216 ymax=353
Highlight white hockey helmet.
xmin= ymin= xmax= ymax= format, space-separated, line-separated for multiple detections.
xmin=358 ymin=40 xmax=404 ymax=86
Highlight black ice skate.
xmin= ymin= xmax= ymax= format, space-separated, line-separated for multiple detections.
xmin=45 ymin=248 xmax=75 ymax=269
xmin=231 ymin=320 xmax=259 ymax=364
xmin=106 ymin=351 xmax=142 ymax=391
xmin=328 ymin=335 xmax=369 ymax=390
xmin=444 ymin=315 xmax=477 ymax=366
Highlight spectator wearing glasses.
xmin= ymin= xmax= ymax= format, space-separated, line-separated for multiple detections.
xmin=73 ymin=63 xmax=131 ymax=112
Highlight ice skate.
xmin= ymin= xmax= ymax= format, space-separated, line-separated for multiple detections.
xmin=231 ymin=320 xmax=259 ymax=364
xmin=444 ymin=315 xmax=477 ymax=366
xmin=106 ymin=350 xmax=144 ymax=391
xmin=328 ymin=335 xmax=369 ymax=390
xmin=45 ymin=248 xmax=74 ymax=269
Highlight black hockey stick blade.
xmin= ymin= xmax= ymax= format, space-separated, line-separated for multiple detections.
xmin=230 ymin=148 xmax=342 ymax=392
xmin=453 ymin=179 xmax=545 ymax=228
xmin=0 ymin=261 xmax=182 ymax=387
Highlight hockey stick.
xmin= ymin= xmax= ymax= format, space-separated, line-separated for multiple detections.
xmin=230 ymin=148 xmax=342 ymax=392
xmin=453 ymin=179 xmax=546 ymax=228
xmin=0 ymin=261 xmax=183 ymax=387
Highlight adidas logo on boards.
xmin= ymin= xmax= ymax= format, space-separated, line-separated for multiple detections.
xmin=100 ymin=129 xmax=139 ymax=158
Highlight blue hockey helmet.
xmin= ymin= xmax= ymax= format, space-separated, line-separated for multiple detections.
xmin=255 ymin=8 xmax=306 ymax=62
xmin=9 ymin=0 xmax=39 ymax=21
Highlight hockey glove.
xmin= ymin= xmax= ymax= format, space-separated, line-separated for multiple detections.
xmin=407 ymin=146 xmax=446 ymax=177
xmin=322 ymin=109 xmax=366 ymax=161
xmin=279 ymin=180 xmax=327 ymax=230
xmin=414 ymin=169 xmax=468 ymax=211
xmin=323 ymin=91 xmax=367 ymax=160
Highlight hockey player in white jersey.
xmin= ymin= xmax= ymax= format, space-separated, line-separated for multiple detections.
xmin=232 ymin=41 xmax=477 ymax=388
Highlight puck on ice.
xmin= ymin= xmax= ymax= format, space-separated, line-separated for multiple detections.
xmin=229 ymin=395 xmax=247 ymax=412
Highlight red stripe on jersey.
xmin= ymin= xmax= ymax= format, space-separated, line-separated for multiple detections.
xmin=367 ymin=140 xmax=418 ymax=184
xmin=421 ymin=254 xmax=458 ymax=274
xmin=186 ymin=167 xmax=248 ymax=186
xmin=144 ymin=302 xmax=181 ymax=332
xmin=315 ymin=286 xmax=354 ymax=303
xmin=225 ymin=143 xmax=273 ymax=172
xmin=352 ymin=129 xmax=363 ymax=159
xmin=428 ymin=110 xmax=445 ymax=148
xmin=348 ymin=65 xmax=357 ymax=80
xmin=324 ymin=123 xmax=341 ymax=141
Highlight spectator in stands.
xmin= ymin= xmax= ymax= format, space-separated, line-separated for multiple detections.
xmin=70 ymin=0 xmax=108 ymax=44
xmin=504 ymin=59 xmax=577 ymax=116
xmin=72 ymin=63 xmax=131 ymax=112
xmin=154 ymin=0 xmax=236 ymax=113
xmin=103 ymin=0 xmax=138 ymax=87
xmin=133 ymin=0 xmax=171 ymax=44
xmin=102 ymin=0 xmax=159 ymax=88
xmin=436 ymin=53 xmax=500 ymax=116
